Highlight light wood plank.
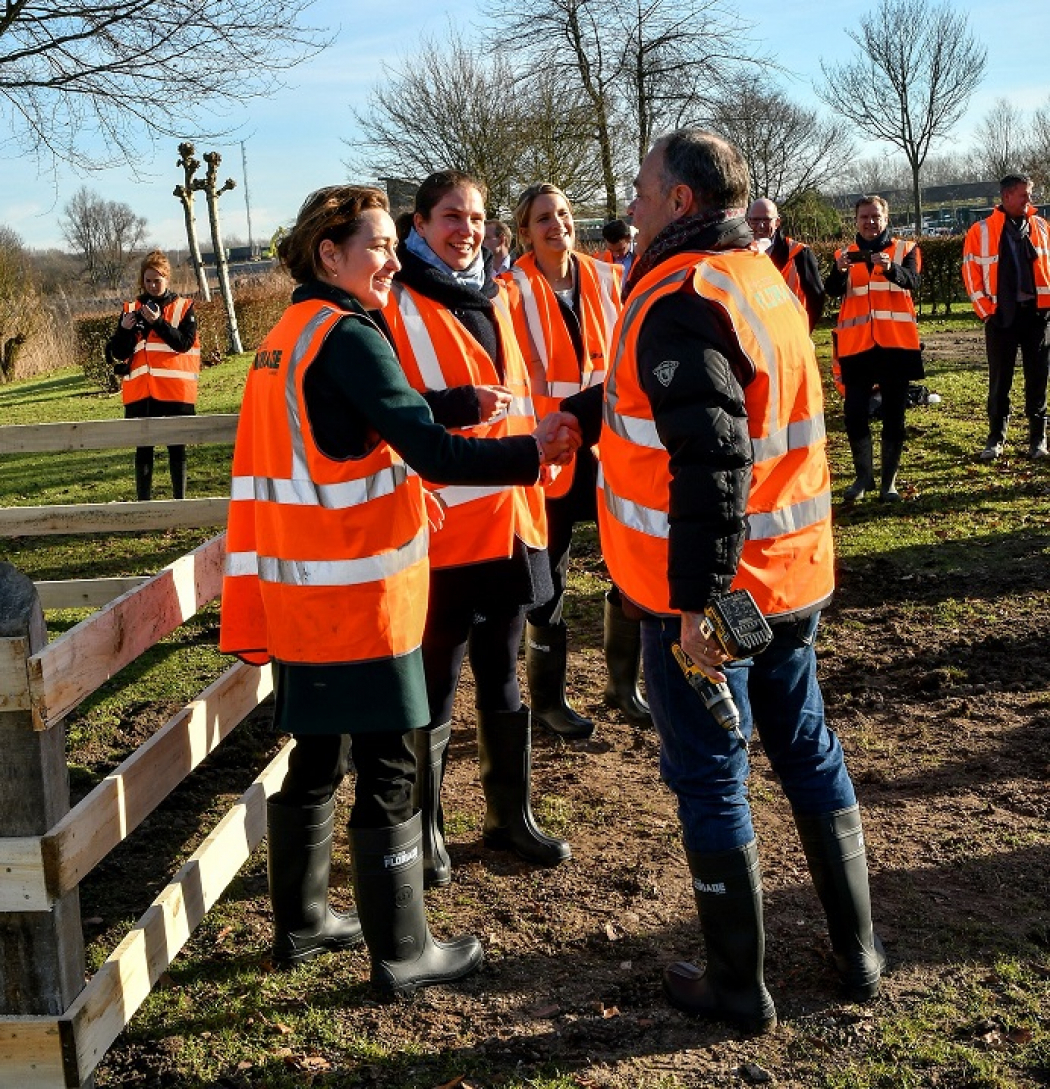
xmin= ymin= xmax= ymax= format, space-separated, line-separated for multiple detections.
xmin=0 ymin=1017 xmax=67 ymax=1088
xmin=0 ymin=838 xmax=48 ymax=912
xmin=0 ymin=498 xmax=229 ymax=539
xmin=28 ymin=534 xmax=225 ymax=731
xmin=62 ymin=742 xmax=292 ymax=1086
xmin=34 ymin=578 xmax=150 ymax=611
xmin=0 ymin=414 xmax=239 ymax=454
xmin=45 ymin=662 xmax=274 ymax=898
xmin=0 ymin=636 xmax=31 ymax=711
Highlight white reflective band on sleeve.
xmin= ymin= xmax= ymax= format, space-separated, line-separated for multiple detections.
xmin=598 ymin=465 xmax=669 ymax=538
xmin=751 ymin=414 xmax=826 ymax=463
xmin=435 ymin=483 xmax=509 ymax=507
xmin=258 ymin=527 xmax=427 ymax=586
xmin=747 ymin=490 xmax=831 ymax=540
xmin=393 ymin=286 xmax=447 ymax=390
xmin=225 ymin=550 xmax=259 ymax=576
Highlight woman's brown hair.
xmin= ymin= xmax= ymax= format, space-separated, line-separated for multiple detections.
xmin=139 ymin=249 xmax=171 ymax=290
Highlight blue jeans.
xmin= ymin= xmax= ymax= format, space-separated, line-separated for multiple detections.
xmin=641 ymin=612 xmax=856 ymax=854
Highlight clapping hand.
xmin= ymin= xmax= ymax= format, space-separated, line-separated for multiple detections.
xmin=533 ymin=411 xmax=582 ymax=466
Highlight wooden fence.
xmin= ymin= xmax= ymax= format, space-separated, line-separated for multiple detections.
xmin=0 ymin=416 xmax=288 ymax=1088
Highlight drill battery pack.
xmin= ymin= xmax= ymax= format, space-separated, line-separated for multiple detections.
xmin=703 ymin=590 xmax=773 ymax=659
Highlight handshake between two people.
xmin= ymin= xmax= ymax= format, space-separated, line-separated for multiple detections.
xmin=533 ymin=411 xmax=582 ymax=466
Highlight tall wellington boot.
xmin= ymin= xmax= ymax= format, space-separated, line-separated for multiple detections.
xmin=477 ymin=707 xmax=571 ymax=867
xmin=168 ymin=444 xmax=188 ymax=499
xmin=793 ymin=805 xmax=886 ymax=1001
xmin=843 ymin=437 xmax=875 ymax=502
xmin=879 ymin=437 xmax=904 ymax=502
xmin=350 ymin=813 xmax=484 ymax=999
xmin=663 ymin=840 xmax=777 ymax=1034
xmin=411 ymin=722 xmax=452 ymax=889
xmin=602 ymin=591 xmax=652 ymax=727
xmin=980 ymin=416 xmax=1009 ymax=460
xmin=134 ymin=446 xmax=154 ymax=501
xmin=267 ymin=796 xmax=363 ymax=968
xmin=525 ymin=621 xmax=594 ymax=739
xmin=1028 ymin=415 xmax=1048 ymax=459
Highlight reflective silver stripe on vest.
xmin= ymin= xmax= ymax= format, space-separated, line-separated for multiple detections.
xmin=597 ymin=465 xmax=668 ymax=538
xmin=225 ymin=550 xmax=259 ymax=576
xmin=131 ymin=365 xmax=199 ymax=381
xmin=230 ymin=462 xmax=408 ymax=508
xmin=604 ymin=410 xmax=662 ymax=448
xmin=549 ymin=380 xmax=583 ymax=398
xmin=508 ymin=266 xmax=550 ymax=390
xmin=436 ymin=483 xmax=507 ymax=507
xmin=257 ymin=526 xmax=428 ymax=587
xmin=750 ymin=414 xmax=826 ymax=463
xmin=591 ymin=258 xmax=621 ymax=339
xmin=586 ymin=368 xmax=607 ymax=387
xmin=747 ymin=490 xmax=832 ymax=540
xmin=286 ymin=306 xmax=348 ymax=480
xmin=392 ymin=284 xmax=447 ymax=390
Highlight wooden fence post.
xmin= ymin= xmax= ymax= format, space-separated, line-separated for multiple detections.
xmin=0 ymin=562 xmax=85 ymax=1019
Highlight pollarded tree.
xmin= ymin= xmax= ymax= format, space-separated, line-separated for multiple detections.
xmin=817 ymin=0 xmax=987 ymax=234
xmin=707 ymin=77 xmax=855 ymax=204
xmin=0 ymin=0 xmax=328 ymax=173
xmin=60 ymin=187 xmax=147 ymax=289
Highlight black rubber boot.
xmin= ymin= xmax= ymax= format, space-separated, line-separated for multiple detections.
xmin=980 ymin=416 xmax=1009 ymax=460
xmin=843 ymin=437 xmax=875 ymax=502
xmin=134 ymin=446 xmax=154 ymax=501
xmin=525 ymin=621 xmax=594 ymax=739
xmin=411 ymin=722 xmax=452 ymax=889
xmin=350 ymin=813 xmax=484 ymax=1000
xmin=663 ymin=841 xmax=777 ymax=1034
xmin=477 ymin=707 xmax=572 ymax=867
xmin=267 ymin=796 xmax=363 ymax=968
xmin=168 ymin=444 xmax=188 ymax=499
xmin=879 ymin=438 xmax=904 ymax=502
xmin=602 ymin=591 xmax=652 ymax=727
xmin=1028 ymin=415 xmax=1048 ymax=459
xmin=793 ymin=805 xmax=886 ymax=1002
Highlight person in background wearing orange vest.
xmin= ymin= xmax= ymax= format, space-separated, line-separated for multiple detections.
xmin=484 ymin=218 xmax=514 ymax=276
xmin=597 ymin=218 xmax=636 ymax=280
xmin=962 ymin=173 xmax=1050 ymax=460
xmin=219 ymin=185 xmax=579 ymax=998
xmin=560 ymin=130 xmax=883 ymax=1034
xmin=505 ymin=183 xmax=651 ymax=738
xmin=826 ymin=196 xmax=922 ymax=503
xmin=383 ymin=171 xmax=573 ymax=891
xmin=107 ymin=250 xmax=200 ymax=500
xmin=746 ymin=197 xmax=825 ymax=332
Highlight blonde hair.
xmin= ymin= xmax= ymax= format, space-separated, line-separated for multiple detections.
xmin=512 ymin=183 xmax=572 ymax=252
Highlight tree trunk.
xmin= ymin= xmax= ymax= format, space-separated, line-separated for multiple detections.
xmin=911 ymin=161 xmax=923 ymax=237
xmin=179 ymin=192 xmax=211 ymax=302
xmin=206 ymin=189 xmax=243 ymax=355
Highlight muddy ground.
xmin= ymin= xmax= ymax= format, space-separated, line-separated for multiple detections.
xmin=86 ymin=328 xmax=1049 ymax=1088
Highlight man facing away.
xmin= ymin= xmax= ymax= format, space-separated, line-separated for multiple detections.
xmin=962 ymin=173 xmax=1050 ymax=459
xmin=564 ymin=129 xmax=884 ymax=1034
xmin=746 ymin=197 xmax=825 ymax=332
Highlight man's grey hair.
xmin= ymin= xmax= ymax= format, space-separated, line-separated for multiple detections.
xmin=656 ymin=129 xmax=750 ymax=211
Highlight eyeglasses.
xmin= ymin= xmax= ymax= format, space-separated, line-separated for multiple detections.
xmin=747 ymin=217 xmax=774 ymax=224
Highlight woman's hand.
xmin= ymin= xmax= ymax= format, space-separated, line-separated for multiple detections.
xmin=476 ymin=384 xmax=513 ymax=422
xmin=120 ymin=310 xmax=139 ymax=330
xmin=533 ymin=411 xmax=582 ymax=466
xmin=141 ymin=301 xmax=161 ymax=325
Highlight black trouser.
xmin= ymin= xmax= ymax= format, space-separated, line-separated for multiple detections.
xmin=276 ymin=730 xmax=415 ymax=829
xmin=984 ymin=307 xmax=1050 ymax=422
xmin=842 ymin=364 xmax=910 ymax=447
xmin=423 ymin=574 xmax=525 ymax=724
xmin=125 ymin=397 xmax=194 ymax=499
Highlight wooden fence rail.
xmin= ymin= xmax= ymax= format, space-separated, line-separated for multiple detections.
xmin=0 ymin=413 xmax=282 ymax=1088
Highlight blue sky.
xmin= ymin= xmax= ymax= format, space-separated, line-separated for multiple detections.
xmin=1 ymin=0 xmax=1046 ymax=251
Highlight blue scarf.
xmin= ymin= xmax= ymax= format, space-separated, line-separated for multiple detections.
xmin=405 ymin=227 xmax=487 ymax=292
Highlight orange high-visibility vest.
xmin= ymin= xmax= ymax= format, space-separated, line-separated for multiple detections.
xmin=119 ymin=296 xmax=201 ymax=405
xmin=962 ymin=205 xmax=1050 ymax=322
xmin=502 ymin=252 xmax=621 ymax=497
xmin=383 ymin=281 xmax=547 ymax=568
xmin=597 ymin=249 xmax=834 ymax=621
xmin=220 ymin=299 xmax=428 ymax=667
xmin=833 ymin=240 xmax=920 ymax=357
xmin=780 ymin=239 xmax=807 ymax=310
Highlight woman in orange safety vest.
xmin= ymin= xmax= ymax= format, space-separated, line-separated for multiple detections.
xmin=107 ymin=250 xmax=200 ymax=500
xmin=825 ymin=196 xmax=922 ymax=504
xmin=219 ymin=184 xmax=578 ymax=998
xmin=503 ymin=184 xmax=651 ymax=738
xmin=382 ymin=171 xmax=572 ymax=891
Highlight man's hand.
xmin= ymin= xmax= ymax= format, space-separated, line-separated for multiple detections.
xmin=533 ymin=411 xmax=582 ymax=466
xmin=476 ymin=384 xmax=513 ymax=422
xmin=679 ymin=610 xmax=729 ymax=684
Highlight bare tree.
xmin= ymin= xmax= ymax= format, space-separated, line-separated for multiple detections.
xmin=1024 ymin=96 xmax=1050 ymax=194
xmin=59 ymin=187 xmax=147 ymax=289
xmin=971 ymin=98 xmax=1027 ymax=182
xmin=0 ymin=0 xmax=329 ymax=174
xmin=817 ymin=0 xmax=987 ymax=234
xmin=707 ymin=77 xmax=855 ymax=204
